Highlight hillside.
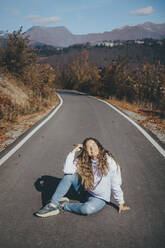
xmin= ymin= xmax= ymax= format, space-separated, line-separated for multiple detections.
xmin=0 ymin=75 xmax=29 ymax=107
xmin=0 ymin=74 xmax=60 ymax=151
xmin=37 ymin=39 xmax=165 ymax=68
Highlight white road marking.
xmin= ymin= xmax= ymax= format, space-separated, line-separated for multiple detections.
xmin=0 ymin=93 xmax=63 ymax=167
xmin=0 ymin=91 xmax=164 ymax=167
xmin=94 ymin=97 xmax=165 ymax=158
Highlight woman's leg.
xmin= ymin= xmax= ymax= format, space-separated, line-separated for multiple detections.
xmin=64 ymin=196 xmax=106 ymax=215
xmin=51 ymin=174 xmax=80 ymax=205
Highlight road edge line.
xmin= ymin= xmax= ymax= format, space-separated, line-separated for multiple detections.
xmin=0 ymin=93 xmax=63 ymax=167
xmin=92 ymin=96 xmax=165 ymax=158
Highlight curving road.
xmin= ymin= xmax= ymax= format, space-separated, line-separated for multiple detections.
xmin=0 ymin=90 xmax=165 ymax=248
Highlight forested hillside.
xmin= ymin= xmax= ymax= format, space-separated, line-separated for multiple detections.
xmin=34 ymin=40 xmax=165 ymax=116
xmin=36 ymin=39 xmax=165 ymax=68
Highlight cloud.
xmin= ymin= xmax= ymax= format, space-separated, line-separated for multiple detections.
xmin=27 ymin=15 xmax=60 ymax=25
xmin=130 ymin=6 xmax=154 ymax=16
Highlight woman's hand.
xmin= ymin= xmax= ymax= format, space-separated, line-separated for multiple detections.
xmin=72 ymin=144 xmax=83 ymax=153
xmin=119 ymin=203 xmax=130 ymax=214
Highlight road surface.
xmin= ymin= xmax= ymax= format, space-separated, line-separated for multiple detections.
xmin=0 ymin=90 xmax=165 ymax=248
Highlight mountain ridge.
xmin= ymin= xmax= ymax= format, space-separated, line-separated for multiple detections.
xmin=1 ymin=22 xmax=165 ymax=48
xmin=26 ymin=22 xmax=165 ymax=47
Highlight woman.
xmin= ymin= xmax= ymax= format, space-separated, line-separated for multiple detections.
xmin=35 ymin=137 xmax=130 ymax=217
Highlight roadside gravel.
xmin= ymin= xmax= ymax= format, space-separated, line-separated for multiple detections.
xmin=122 ymin=109 xmax=165 ymax=144
xmin=0 ymin=105 xmax=56 ymax=152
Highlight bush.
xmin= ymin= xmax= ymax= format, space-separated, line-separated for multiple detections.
xmin=0 ymin=27 xmax=36 ymax=75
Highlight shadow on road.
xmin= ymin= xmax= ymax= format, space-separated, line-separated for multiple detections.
xmin=34 ymin=175 xmax=119 ymax=212
xmin=34 ymin=175 xmax=89 ymax=206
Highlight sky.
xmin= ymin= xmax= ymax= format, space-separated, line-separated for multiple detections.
xmin=0 ymin=0 xmax=165 ymax=34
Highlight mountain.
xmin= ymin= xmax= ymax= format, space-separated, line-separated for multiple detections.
xmin=25 ymin=22 xmax=165 ymax=47
xmin=26 ymin=26 xmax=76 ymax=47
xmin=1 ymin=22 xmax=165 ymax=48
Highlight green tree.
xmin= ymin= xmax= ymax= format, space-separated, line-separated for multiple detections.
xmin=0 ymin=27 xmax=36 ymax=75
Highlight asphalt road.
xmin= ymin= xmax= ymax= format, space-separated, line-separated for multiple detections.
xmin=0 ymin=90 xmax=165 ymax=248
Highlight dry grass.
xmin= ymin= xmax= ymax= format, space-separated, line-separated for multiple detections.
xmin=0 ymin=75 xmax=29 ymax=107
xmin=0 ymin=74 xmax=31 ymax=124
xmin=0 ymin=96 xmax=60 ymax=149
xmin=0 ymin=73 xmax=60 ymax=150
xmin=0 ymin=120 xmax=13 ymax=149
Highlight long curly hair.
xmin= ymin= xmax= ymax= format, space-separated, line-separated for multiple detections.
xmin=75 ymin=137 xmax=118 ymax=191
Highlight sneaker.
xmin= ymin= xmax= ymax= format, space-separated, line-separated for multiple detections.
xmin=35 ymin=197 xmax=69 ymax=218
xmin=58 ymin=197 xmax=69 ymax=210
xmin=35 ymin=202 xmax=59 ymax=217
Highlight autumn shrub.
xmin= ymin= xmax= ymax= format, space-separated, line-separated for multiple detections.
xmin=0 ymin=27 xmax=58 ymax=124
xmin=0 ymin=27 xmax=36 ymax=75
xmin=57 ymin=50 xmax=101 ymax=95
xmin=99 ymin=59 xmax=165 ymax=115
xmin=0 ymin=95 xmax=21 ymax=121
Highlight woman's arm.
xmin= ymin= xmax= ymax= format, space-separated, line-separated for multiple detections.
xmin=110 ymin=162 xmax=124 ymax=204
xmin=108 ymin=156 xmax=130 ymax=213
xmin=63 ymin=144 xmax=83 ymax=174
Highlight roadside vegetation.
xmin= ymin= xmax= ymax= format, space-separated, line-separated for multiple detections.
xmin=51 ymin=48 xmax=165 ymax=133
xmin=0 ymin=27 xmax=59 ymax=147
xmin=36 ymin=41 xmax=165 ymax=119
xmin=53 ymin=49 xmax=165 ymax=112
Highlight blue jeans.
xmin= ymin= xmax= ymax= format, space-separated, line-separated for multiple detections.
xmin=51 ymin=174 xmax=106 ymax=215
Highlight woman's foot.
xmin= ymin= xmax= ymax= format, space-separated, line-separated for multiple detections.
xmin=58 ymin=197 xmax=69 ymax=209
xmin=35 ymin=197 xmax=69 ymax=217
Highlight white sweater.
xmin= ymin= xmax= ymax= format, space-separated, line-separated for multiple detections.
xmin=63 ymin=152 xmax=124 ymax=204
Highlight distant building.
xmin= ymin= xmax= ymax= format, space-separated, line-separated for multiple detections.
xmin=156 ymin=40 xmax=163 ymax=45
xmin=96 ymin=41 xmax=123 ymax=47
xmin=135 ymin=40 xmax=144 ymax=44
xmin=56 ymin=47 xmax=63 ymax=51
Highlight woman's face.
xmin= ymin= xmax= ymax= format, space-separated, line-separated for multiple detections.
xmin=86 ymin=140 xmax=99 ymax=159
